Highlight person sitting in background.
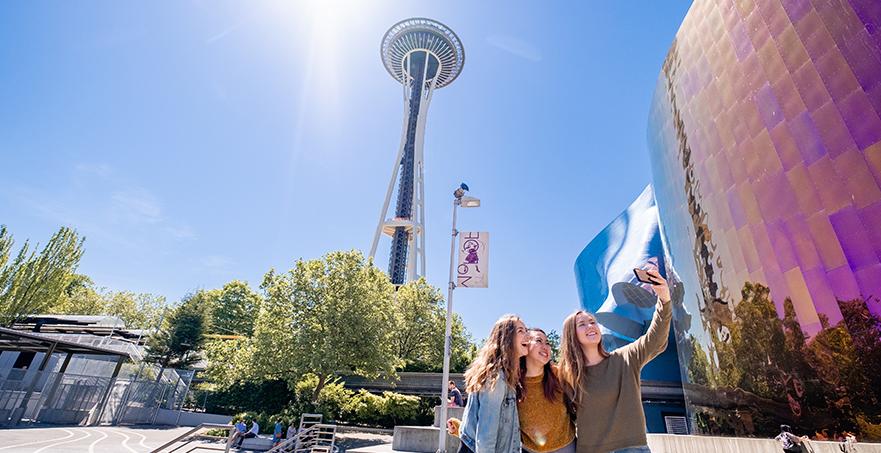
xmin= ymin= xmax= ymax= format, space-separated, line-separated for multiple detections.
xmin=775 ymin=424 xmax=807 ymax=453
xmin=230 ymin=419 xmax=246 ymax=446
xmin=235 ymin=417 xmax=260 ymax=448
xmin=286 ymin=420 xmax=298 ymax=442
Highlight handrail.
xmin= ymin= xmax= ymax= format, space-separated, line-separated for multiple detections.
xmin=267 ymin=423 xmax=338 ymax=453
xmin=266 ymin=425 xmax=316 ymax=453
xmin=150 ymin=423 xmax=235 ymax=453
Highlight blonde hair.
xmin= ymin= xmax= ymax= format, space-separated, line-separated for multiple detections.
xmin=558 ymin=310 xmax=609 ymax=406
xmin=464 ymin=314 xmax=523 ymax=393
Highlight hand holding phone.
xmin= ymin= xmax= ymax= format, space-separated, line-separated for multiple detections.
xmin=633 ymin=268 xmax=661 ymax=285
xmin=633 ymin=267 xmax=671 ymax=303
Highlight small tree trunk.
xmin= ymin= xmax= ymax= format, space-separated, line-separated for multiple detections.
xmin=311 ymin=374 xmax=328 ymax=404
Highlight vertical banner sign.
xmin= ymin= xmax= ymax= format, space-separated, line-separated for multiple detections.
xmin=457 ymin=232 xmax=489 ymax=288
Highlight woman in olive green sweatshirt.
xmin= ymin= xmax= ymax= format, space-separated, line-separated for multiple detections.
xmin=559 ymin=268 xmax=672 ymax=453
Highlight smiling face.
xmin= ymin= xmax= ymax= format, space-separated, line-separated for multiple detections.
xmin=575 ymin=312 xmax=602 ymax=347
xmin=513 ymin=320 xmax=530 ymax=358
xmin=527 ymin=329 xmax=552 ymax=365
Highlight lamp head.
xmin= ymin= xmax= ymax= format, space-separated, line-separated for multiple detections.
xmin=453 ymin=182 xmax=469 ymax=199
xmin=460 ymin=196 xmax=480 ymax=208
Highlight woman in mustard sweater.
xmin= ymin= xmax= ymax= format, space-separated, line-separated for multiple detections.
xmin=518 ymin=328 xmax=576 ymax=453
xmin=559 ymin=268 xmax=672 ymax=453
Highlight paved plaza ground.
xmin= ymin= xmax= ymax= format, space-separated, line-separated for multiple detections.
xmin=0 ymin=426 xmax=193 ymax=453
xmin=0 ymin=426 xmax=394 ymax=453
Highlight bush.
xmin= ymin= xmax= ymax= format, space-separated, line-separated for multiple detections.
xmin=287 ymin=374 xmax=354 ymax=422
xmin=381 ymin=391 xmax=421 ymax=425
xmin=219 ymin=375 xmax=436 ymax=430
xmin=344 ymin=390 xmax=384 ymax=425
xmin=197 ymin=379 xmax=292 ymax=415
xmin=339 ymin=389 xmax=426 ymax=428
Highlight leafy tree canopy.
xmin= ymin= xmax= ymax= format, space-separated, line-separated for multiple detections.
xmin=0 ymin=226 xmax=84 ymax=326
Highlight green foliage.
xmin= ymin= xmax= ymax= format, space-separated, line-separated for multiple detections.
xmin=278 ymin=374 xmax=428 ymax=428
xmin=105 ymin=291 xmax=165 ymax=329
xmin=214 ymin=374 xmax=432 ymax=430
xmin=377 ymin=391 xmax=421 ymax=426
xmin=50 ymin=274 xmax=165 ymax=329
xmin=546 ymin=330 xmax=561 ymax=363
xmin=0 ymin=226 xmax=85 ymax=326
xmin=729 ymin=282 xmax=787 ymax=398
xmin=685 ymin=336 xmax=710 ymax=386
xmin=203 ymin=337 xmax=253 ymax=386
xmin=198 ymin=379 xmax=293 ymax=416
xmin=206 ymin=280 xmax=261 ymax=336
xmin=197 ymin=251 xmax=478 ymax=429
xmin=53 ymin=274 xmax=105 ymax=315
xmin=145 ymin=294 xmax=208 ymax=371
xmin=251 ymin=250 xmax=398 ymax=400
xmin=690 ymin=281 xmax=881 ymax=440
xmin=392 ymin=278 xmax=473 ymax=372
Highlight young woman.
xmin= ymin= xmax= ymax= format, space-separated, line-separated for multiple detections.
xmin=448 ymin=328 xmax=576 ymax=453
xmin=559 ymin=268 xmax=672 ymax=453
xmin=518 ymin=328 xmax=576 ymax=453
xmin=457 ymin=314 xmax=530 ymax=453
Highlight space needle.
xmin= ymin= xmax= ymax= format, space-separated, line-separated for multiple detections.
xmin=369 ymin=18 xmax=465 ymax=285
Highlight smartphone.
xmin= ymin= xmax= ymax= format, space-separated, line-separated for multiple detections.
xmin=633 ymin=268 xmax=660 ymax=285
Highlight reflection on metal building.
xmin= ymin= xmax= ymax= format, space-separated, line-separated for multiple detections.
xmin=645 ymin=0 xmax=881 ymax=440
xmin=574 ymin=186 xmax=688 ymax=434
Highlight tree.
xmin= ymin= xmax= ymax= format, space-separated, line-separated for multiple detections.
xmin=391 ymin=278 xmax=473 ymax=372
xmin=251 ymin=250 xmax=398 ymax=401
xmin=729 ymin=282 xmax=787 ymax=398
xmin=52 ymin=274 xmax=105 ymax=315
xmin=145 ymin=293 xmax=208 ymax=377
xmin=207 ymin=280 xmax=261 ymax=336
xmin=104 ymin=291 xmax=165 ymax=330
xmin=50 ymin=277 xmax=166 ymax=330
xmin=546 ymin=330 xmax=561 ymax=364
xmin=0 ymin=226 xmax=85 ymax=326
xmin=838 ymin=298 xmax=881 ymax=417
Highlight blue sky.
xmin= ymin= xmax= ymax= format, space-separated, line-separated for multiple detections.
xmin=0 ymin=1 xmax=693 ymax=339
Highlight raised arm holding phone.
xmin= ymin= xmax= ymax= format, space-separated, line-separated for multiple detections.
xmin=559 ymin=267 xmax=672 ymax=453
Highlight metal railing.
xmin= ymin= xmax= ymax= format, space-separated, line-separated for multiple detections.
xmin=267 ymin=413 xmax=337 ymax=453
xmin=150 ymin=422 xmax=235 ymax=453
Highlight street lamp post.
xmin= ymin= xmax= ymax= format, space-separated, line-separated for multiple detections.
xmin=438 ymin=183 xmax=479 ymax=453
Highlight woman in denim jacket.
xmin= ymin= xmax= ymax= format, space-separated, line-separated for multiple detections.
xmin=458 ymin=314 xmax=530 ymax=453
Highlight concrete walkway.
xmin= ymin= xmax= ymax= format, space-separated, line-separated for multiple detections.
xmin=349 ymin=434 xmax=881 ymax=453
xmin=0 ymin=425 xmax=193 ymax=453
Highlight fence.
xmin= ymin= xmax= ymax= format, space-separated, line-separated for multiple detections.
xmin=0 ymin=368 xmax=112 ymax=426
xmin=106 ymin=366 xmax=194 ymax=425
xmin=0 ymin=360 xmax=194 ymax=427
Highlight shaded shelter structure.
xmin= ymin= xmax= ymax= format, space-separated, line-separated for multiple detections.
xmin=0 ymin=326 xmax=131 ymax=426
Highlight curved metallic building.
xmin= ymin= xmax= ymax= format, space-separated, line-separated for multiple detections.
xmin=646 ymin=0 xmax=881 ymax=439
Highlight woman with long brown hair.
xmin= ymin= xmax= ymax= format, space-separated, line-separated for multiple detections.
xmin=457 ymin=314 xmax=529 ymax=453
xmin=558 ymin=268 xmax=672 ymax=453
xmin=449 ymin=327 xmax=576 ymax=452
xmin=517 ymin=328 xmax=576 ymax=453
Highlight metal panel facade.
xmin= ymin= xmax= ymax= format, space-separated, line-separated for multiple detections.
xmin=647 ymin=0 xmax=881 ymax=439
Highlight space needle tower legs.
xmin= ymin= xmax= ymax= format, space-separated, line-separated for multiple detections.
xmin=370 ymin=18 xmax=465 ymax=286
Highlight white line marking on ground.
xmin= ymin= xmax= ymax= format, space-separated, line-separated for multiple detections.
xmin=33 ymin=428 xmax=92 ymax=453
xmin=88 ymin=428 xmax=109 ymax=453
xmin=125 ymin=428 xmax=151 ymax=450
xmin=108 ymin=428 xmax=139 ymax=453
xmin=0 ymin=428 xmax=74 ymax=451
